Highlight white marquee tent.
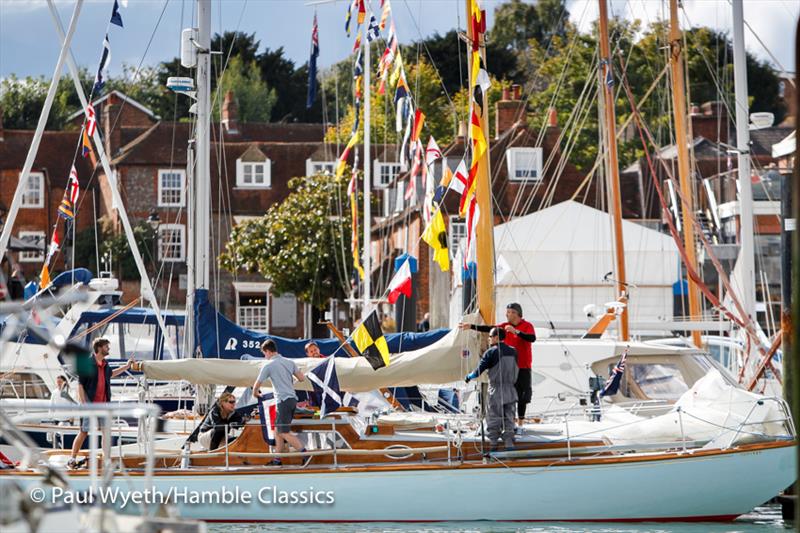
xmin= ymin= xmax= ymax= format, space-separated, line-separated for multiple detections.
xmin=451 ymin=200 xmax=681 ymax=335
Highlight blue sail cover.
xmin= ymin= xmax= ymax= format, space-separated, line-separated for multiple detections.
xmin=194 ymin=289 xmax=448 ymax=359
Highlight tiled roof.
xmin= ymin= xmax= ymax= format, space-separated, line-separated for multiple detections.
xmin=0 ymin=129 xmax=95 ymax=181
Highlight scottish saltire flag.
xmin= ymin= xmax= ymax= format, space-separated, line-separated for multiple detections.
xmin=599 ymin=349 xmax=628 ymax=397
xmin=306 ymin=13 xmax=319 ymax=109
xmin=306 ymin=357 xmax=357 ymax=418
xmin=93 ymin=34 xmax=111 ymax=93
xmin=110 ymin=0 xmax=123 ymax=27
xmin=366 ymin=15 xmax=380 ymax=42
xmin=86 ymin=103 xmax=97 ymax=136
xmin=58 ymin=167 xmax=80 ymax=220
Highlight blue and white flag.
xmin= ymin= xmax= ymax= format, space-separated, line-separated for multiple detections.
xmin=93 ymin=34 xmax=111 ymax=93
xmin=599 ymin=349 xmax=627 ymax=397
xmin=307 ymin=13 xmax=319 ymax=109
xmin=306 ymin=357 xmax=357 ymax=418
xmin=366 ymin=15 xmax=380 ymax=42
xmin=110 ymin=0 xmax=124 ymax=27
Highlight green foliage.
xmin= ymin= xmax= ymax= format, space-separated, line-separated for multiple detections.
xmin=214 ymin=56 xmax=277 ymax=123
xmin=219 ymin=173 xmax=354 ymax=309
xmin=489 ymin=0 xmax=569 ymax=52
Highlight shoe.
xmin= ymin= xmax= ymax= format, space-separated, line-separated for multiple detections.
xmin=67 ymin=457 xmax=85 ymax=470
xmin=270 ymin=458 xmax=282 ymax=466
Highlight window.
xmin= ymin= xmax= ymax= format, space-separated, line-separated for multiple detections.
xmin=449 ymin=216 xmax=467 ymax=259
xmin=506 ymin=147 xmax=543 ymax=181
xmin=374 ymin=161 xmax=401 ymax=188
xmin=20 ymin=172 xmax=44 ymax=208
xmin=238 ymin=292 xmax=269 ymax=332
xmin=18 ymin=231 xmax=45 ymax=262
xmin=306 ymin=159 xmax=336 ymax=177
xmin=236 ymin=159 xmax=271 ymax=188
xmin=158 ymin=224 xmax=185 ymax=262
xmin=158 ymin=169 xmax=185 ymax=207
xmin=628 ymin=363 xmax=689 ymax=400
xmin=0 ymin=372 xmax=51 ymax=399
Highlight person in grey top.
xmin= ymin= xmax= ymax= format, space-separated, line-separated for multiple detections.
xmin=465 ymin=327 xmax=519 ymax=451
xmin=252 ymin=339 xmax=308 ymax=466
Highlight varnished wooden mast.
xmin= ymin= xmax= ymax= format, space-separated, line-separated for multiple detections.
xmin=597 ymin=0 xmax=629 ymax=341
xmin=668 ymin=0 xmax=703 ymax=348
xmin=466 ymin=0 xmax=496 ymax=325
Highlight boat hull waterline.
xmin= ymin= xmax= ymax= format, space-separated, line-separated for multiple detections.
xmin=6 ymin=441 xmax=795 ymax=522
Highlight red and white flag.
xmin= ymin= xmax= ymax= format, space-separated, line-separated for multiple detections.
xmin=387 ymin=258 xmax=412 ymax=303
xmin=464 ymin=197 xmax=480 ymax=266
xmin=449 ymin=158 xmax=468 ymax=195
xmin=425 ymin=136 xmax=442 ymax=168
xmin=47 ymin=228 xmax=61 ymax=261
xmin=86 ymin=103 xmax=97 ymax=137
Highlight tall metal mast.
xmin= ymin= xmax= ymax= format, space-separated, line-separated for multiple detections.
xmin=362 ymin=21 xmax=372 ymax=318
xmin=196 ymin=0 xmax=212 ymax=293
xmin=731 ymin=0 xmax=757 ymax=329
xmin=669 ymin=0 xmax=703 ymax=348
xmin=597 ymin=0 xmax=629 ymax=341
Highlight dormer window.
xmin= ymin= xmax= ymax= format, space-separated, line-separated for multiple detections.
xmin=374 ymin=161 xmax=401 ymax=188
xmin=306 ymin=159 xmax=336 ymax=176
xmin=506 ymin=147 xmax=543 ymax=181
xmin=236 ymin=145 xmax=270 ymax=188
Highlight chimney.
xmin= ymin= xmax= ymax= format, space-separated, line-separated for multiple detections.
xmin=700 ymin=100 xmax=727 ymax=119
xmin=547 ymin=107 xmax=558 ymax=128
xmin=495 ymin=84 xmax=526 ymax=138
xmin=102 ymin=92 xmax=122 ymax=156
xmin=222 ymin=91 xmax=239 ymax=134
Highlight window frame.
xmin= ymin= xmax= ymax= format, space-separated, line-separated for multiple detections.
xmin=236 ymin=158 xmax=271 ymax=188
xmin=18 ymin=231 xmax=45 ymax=263
xmin=374 ymin=161 xmax=402 ymax=189
xmin=157 ymin=223 xmax=186 ymax=262
xmin=20 ymin=172 xmax=45 ymax=208
xmin=448 ymin=216 xmax=467 ymax=259
xmin=506 ymin=147 xmax=543 ymax=182
xmin=157 ymin=169 xmax=186 ymax=207
xmin=306 ymin=159 xmax=336 ymax=177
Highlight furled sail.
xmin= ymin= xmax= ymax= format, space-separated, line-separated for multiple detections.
xmin=139 ymin=321 xmax=481 ymax=393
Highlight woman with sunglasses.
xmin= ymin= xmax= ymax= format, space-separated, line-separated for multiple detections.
xmin=198 ymin=391 xmax=247 ymax=450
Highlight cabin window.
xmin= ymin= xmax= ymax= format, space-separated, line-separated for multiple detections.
xmin=374 ymin=162 xmax=401 ymax=188
xmin=20 ymin=172 xmax=45 ymax=208
xmin=238 ymin=292 xmax=269 ymax=332
xmin=158 ymin=169 xmax=186 ymax=207
xmin=306 ymin=159 xmax=336 ymax=177
xmin=158 ymin=224 xmax=185 ymax=262
xmin=18 ymin=231 xmax=45 ymax=262
xmin=628 ymin=363 xmax=689 ymax=400
xmin=506 ymin=147 xmax=543 ymax=182
xmin=0 ymin=372 xmax=51 ymax=399
xmin=236 ymin=159 xmax=271 ymax=188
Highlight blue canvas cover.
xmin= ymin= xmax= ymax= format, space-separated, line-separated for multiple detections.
xmin=194 ymin=289 xmax=448 ymax=359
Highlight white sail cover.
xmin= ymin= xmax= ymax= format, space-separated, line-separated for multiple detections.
xmin=140 ymin=324 xmax=482 ymax=393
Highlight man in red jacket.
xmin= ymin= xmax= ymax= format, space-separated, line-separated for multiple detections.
xmin=460 ymin=302 xmax=536 ymax=422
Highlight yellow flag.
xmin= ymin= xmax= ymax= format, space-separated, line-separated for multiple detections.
xmin=422 ymin=209 xmax=450 ymax=272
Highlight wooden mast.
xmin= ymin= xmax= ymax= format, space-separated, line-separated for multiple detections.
xmin=668 ymin=0 xmax=703 ymax=348
xmin=466 ymin=0 xmax=495 ymax=325
xmin=597 ymin=0 xmax=629 ymax=341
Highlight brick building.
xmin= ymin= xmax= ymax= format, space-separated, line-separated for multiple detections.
xmin=369 ymin=86 xmax=593 ymax=329
xmin=0 ymin=108 xmax=95 ymax=284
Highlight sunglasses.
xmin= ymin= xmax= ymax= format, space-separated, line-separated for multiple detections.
xmin=225 ymin=400 xmax=236 ymax=404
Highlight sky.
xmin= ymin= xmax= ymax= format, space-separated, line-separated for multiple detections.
xmin=0 ymin=0 xmax=797 ymax=83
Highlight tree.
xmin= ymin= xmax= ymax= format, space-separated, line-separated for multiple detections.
xmin=219 ymin=173 xmax=354 ymax=309
xmin=214 ymin=56 xmax=277 ymax=123
xmin=489 ymin=0 xmax=569 ymax=52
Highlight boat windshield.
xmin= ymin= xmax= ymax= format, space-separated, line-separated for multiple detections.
xmin=627 ymin=363 xmax=689 ymax=400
